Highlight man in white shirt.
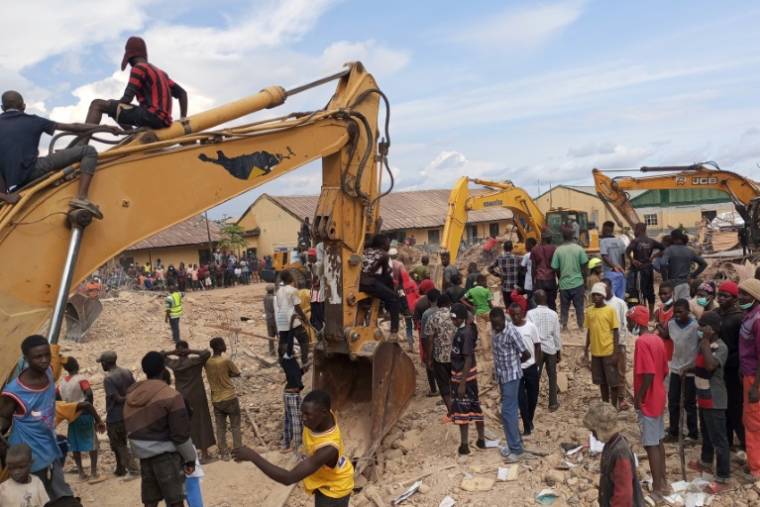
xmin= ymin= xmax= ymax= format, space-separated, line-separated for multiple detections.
xmin=510 ymin=302 xmax=542 ymax=436
xmin=521 ymin=237 xmax=537 ymax=304
xmin=527 ymin=289 xmax=562 ymax=411
xmin=274 ymin=270 xmax=309 ymax=363
xmin=603 ymin=277 xmax=631 ymax=411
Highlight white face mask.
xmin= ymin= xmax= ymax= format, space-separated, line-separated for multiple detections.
xmin=664 ymin=298 xmax=673 ymax=306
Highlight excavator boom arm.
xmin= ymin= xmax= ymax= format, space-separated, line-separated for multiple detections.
xmin=592 ymin=165 xmax=760 ymax=229
xmin=441 ymin=177 xmax=546 ymax=263
xmin=0 ymin=64 xmax=370 ymax=378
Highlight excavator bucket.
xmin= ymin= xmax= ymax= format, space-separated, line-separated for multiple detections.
xmin=64 ymin=293 xmax=103 ymax=342
xmin=313 ymin=341 xmax=416 ymax=474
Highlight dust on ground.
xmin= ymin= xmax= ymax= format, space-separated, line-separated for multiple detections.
xmin=62 ymin=283 xmax=755 ymax=506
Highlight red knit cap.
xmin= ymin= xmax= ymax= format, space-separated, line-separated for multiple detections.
xmin=626 ymin=305 xmax=649 ymax=327
xmin=718 ymin=280 xmax=739 ymax=297
xmin=121 ymin=36 xmax=147 ymax=70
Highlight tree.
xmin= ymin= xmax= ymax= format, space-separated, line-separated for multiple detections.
xmin=218 ymin=223 xmax=247 ymax=256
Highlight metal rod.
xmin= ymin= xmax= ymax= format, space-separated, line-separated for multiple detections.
xmin=47 ymin=225 xmax=84 ymax=344
xmin=286 ymin=69 xmax=351 ymax=97
xmin=640 ymin=161 xmax=719 ymax=173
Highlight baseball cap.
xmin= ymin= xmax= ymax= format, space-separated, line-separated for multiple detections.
xmin=626 ymin=305 xmax=649 ymax=327
xmin=591 ymin=282 xmax=607 ymax=297
xmin=389 ymin=248 xmax=398 ymax=256
xmin=96 ymin=351 xmax=117 ymax=363
xmin=588 ymin=258 xmax=602 ymax=270
xmin=121 ymin=36 xmax=147 ymax=71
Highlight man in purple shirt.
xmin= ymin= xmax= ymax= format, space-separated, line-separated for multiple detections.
xmin=738 ymin=279 xmax=760 ymax=478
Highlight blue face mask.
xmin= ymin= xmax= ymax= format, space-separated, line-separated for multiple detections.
xmin=740 ymin=301 xmax=755 ymax=310
xmin=696 ymin=297 xmax=709 ymax=307
xmin=697 ymin=330 xmax=704 ymax=339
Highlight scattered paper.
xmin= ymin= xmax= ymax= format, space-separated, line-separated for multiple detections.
xmin=497 ymin=465 xmax=518 ymax=481
xmin=484 ymin=438 xmax=501 ymax=448
xmin=535 ymin=488 xmax=559 ymax=505
xmin=439 ymin=495 xmax=456 ymax=507
xmin=671 ymin=480 xmax=689 ymax=493
xmin=685 ymin=492 xmax=706 ymax=507
xmin=664 ymin=494 xmax=684 ymax=505
xmin=588 ymin=433 xmax=605 ymax=455
xmin=391 ymin=480 xmax=421 ymax=505
xmin=565 ymin=445 xmax=584 ymax=456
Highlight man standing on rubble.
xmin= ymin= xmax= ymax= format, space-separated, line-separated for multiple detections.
xmin=552 ymin=226 xmax=589 ymax=331
xmin=489 ymin=240 xmax=520 ymax=308
xmin=84 ymin=36 xmax=188 ymax=133
xmin=0 ymin=90 xmax=118 ymax=215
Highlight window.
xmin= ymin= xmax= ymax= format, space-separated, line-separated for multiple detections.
xmin=467 ymin=225 xmax=478 ymax=243
xmin=427 ymin=229 xmax=440 ymax=245
xmin=489 ymin=223 xmax=500 ymax=237
xmin=644 ymin=213 xmax=658 ymax=226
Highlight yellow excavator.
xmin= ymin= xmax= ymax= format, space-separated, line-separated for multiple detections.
xmin=0 ymin=62 xmax=414 ymax=472
xmin=440 ymin=177 xmax=599 ymax=263
xmin=593 ymin=163 xmax=760 ymax=246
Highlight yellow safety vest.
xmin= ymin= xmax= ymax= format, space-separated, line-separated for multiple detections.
xmin=168 ymin=291 xmax=183 ymax=318
xmin=302 ymin=413 xmax=354 ymax=499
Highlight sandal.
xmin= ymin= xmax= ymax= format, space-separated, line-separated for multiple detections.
xmin=617 ymin=400 xmax=631 ymax=411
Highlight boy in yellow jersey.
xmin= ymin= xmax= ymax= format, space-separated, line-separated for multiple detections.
xmin=233 ymin=390 xmax=354 ymax=506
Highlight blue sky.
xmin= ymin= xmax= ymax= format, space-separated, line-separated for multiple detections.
xmin=7 ymin=0 xmax=760 ymax=218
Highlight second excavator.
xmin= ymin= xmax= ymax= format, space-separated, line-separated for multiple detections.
xmin=0 ymin=63 xmax=414 ymax=473
xmin=593 ymin=162 xmax=760 ymax=247
xmin=440 ymin=177 xmax=599 ymax=263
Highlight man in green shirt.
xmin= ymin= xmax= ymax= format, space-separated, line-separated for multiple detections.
xmin=551 ymin=226 xmax=589 ymax=331
xmin=410 ymin=256 xmax=431 ymax=282
xmin=464 ymin=274 xmax=493 ymax=316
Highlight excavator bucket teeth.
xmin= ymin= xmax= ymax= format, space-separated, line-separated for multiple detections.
xmin=64 ymin=294 xmax=103 ymax=342
xmin=313 ymin=341 xmax=415 ymax=474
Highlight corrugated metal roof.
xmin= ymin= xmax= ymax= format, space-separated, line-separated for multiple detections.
xmin=268 ymin=189 xmax=514 ymax=231
xmin=127 ymin=215 xmax=222 ymax=250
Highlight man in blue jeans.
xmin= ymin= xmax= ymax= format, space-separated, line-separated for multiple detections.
xmin=490 ymin=307 xmax=532 ymax=463
xmin=551 ymin=226 xmax=589 ymax=331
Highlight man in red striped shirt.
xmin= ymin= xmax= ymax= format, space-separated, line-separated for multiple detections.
xmin=85 ymin=36 xmax=187 ymax=131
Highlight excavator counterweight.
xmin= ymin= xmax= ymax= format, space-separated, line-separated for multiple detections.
xmin=0 ymin=63 xmax=414 ymax=472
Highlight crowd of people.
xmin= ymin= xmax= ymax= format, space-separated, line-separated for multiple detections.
xmin=126 ymin=250 xmax=264 ymax=292
xmin=352 ymin=222 xmax=760 ymax=504
xmin=4 ymin=215 xmax=760 ymax=506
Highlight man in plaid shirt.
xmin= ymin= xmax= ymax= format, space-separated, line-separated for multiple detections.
xmin=488 ymin=241 xmax=520 ymax=308
xmin=491 ymin=307 xmax=531 ymax=463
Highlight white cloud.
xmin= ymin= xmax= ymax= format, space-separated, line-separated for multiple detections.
xmin=457 ymin=0 xmax=585 ymax=48
xmin=1 ymin=1 xmax=152 ymax=71
xmin=37 ymin=0 xmax=408 ymax=133
xmin=410 ymin=150 xmax=500 ymax=189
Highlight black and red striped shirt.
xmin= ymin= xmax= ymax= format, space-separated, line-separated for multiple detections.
xmin=121 ymin=62 xmax=180 ymax=126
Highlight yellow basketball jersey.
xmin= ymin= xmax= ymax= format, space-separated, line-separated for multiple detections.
xmin=302 ymin=414 xmax=354 ymax=499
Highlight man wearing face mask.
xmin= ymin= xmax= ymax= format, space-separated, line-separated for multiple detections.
xmin=715 ymin=281 xmax=745 ymax=451
xmin=689 ymin=282 xmax=717 ymax=319
xmin=738 ymin=279 xmax=760 ymax=478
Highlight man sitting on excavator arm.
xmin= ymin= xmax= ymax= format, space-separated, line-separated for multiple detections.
xmin=0 ymin=90 xmax=118 ymax=216
xmin=83 ymin=36 xmax=187 ymax=134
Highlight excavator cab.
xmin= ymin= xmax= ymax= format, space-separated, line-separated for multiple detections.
xmin=545 ymin=208 xmax=599 ymax=252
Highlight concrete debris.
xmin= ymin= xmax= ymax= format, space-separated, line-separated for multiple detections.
xmin=459 ymin=476 xmax=495 ymax=492
xmin=438 ymin=496 xmax=456 ymax=507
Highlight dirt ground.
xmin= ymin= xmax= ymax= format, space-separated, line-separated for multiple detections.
xmin=60 ymin=283 xmax=756 ymax=506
